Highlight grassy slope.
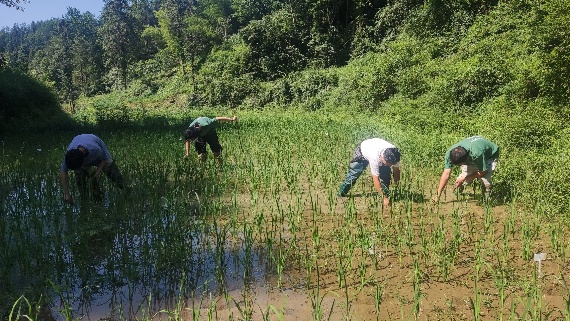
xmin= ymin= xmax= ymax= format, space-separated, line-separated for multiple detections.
xmin=0 ymin=69 xmax=78 ymax=134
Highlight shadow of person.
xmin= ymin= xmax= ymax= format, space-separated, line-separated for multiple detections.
xmin=391 ymin=187 xmax=426 ymax=203
xmin=349 ymin=188 xmax=426 ymax=203
xmin=488 ymin=180 xmax=514 ymax=205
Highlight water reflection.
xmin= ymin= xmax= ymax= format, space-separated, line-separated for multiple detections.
xmin=2 ymin=181 xmax=271 ymax=320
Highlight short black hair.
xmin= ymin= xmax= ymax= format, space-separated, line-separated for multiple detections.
xmin=450 ymin=146 xmax=469 ymax=165
xmin=383 ymin=148 xmax=401 ymax=164
xmin=65 ymin=149 xmax=86 ymax=170
xmin=184 ymin=126 xmax=200 ymax=141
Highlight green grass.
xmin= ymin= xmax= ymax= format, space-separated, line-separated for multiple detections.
xmin=1 ymin=109 xmax=569 ymax=320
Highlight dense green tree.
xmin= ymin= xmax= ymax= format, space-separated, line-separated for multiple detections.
xmin=185 ymin=0 xmax=233 ymax=92
xmin=202 ymin=0 xmax=233 ymax=41
xmin=98 ymin=0 xmax=135 ymax=90
xmin=151 ymin=0 xmax=223 ymax=85
xmin=184 ymin=15 xmax=216 ymax=90
xmin=239 ymin=5 xmax=310 ymax=80
xmin=230 ymin=0 xmax=279 ymax=26
xmin=532 ymin=0 xmax=570 ymax=106
xmin=65 ymin=9 xmax=104 ymax=101
xmin=406 ymin=0 xmax=499 ymax=39
xmin=26 ymin=19 xmax=65 ymax=88
xmin=153 ymin=0 xmax=196 ymax=75
xmin=130 ymin=0 xmax=160 ymax=61
xmin=49 ymin=19 xmax=73 ymax=103
xmin=198 ymin=38 xmax=255 ymax=106
xmin=0 ymin=24 xmax=31 ymax=70
xmin=24 ymin=11 xmax=103 ymax=106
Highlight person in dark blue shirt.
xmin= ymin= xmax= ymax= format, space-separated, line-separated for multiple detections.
xmin=60 ymin=134 xmax=125 ymax=204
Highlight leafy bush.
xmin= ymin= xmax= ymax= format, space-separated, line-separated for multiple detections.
xmin=530 ymin=0 xmax=570 ymax=105
xmin=239 ymin=6 xmax=310 ymax=80
xmin=0 ymin=68 xmax=72 ymax=132
xmin=374 ymin=0 xmax=422 ymax=42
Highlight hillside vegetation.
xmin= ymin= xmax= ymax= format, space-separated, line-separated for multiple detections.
xmin=0 ymin=68 xmax=74 ymax=131
xmin=1 ymin=0 xmax=569 ymax=212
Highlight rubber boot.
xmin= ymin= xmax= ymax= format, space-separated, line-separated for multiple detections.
xmin=338 ymin=182 xmax=351 ymax=197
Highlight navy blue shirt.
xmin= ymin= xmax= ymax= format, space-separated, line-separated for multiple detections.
xmin=61 ymin=134 xmax=113 ymax=171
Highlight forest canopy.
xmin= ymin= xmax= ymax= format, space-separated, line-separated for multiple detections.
xmin=0 ymin=0 xmax=568 ymax=126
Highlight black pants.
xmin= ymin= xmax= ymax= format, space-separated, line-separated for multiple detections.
xmin=75 ymin=161 xmax=124 ymax=199
xmin=194 ymin=131 xmax=223 ymax=154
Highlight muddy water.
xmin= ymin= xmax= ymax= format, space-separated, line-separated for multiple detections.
xmin=1 ymin=183 xmax=282 ymax=319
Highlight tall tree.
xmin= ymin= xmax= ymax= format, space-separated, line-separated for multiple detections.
xmin=65 ymin=8 xmax=104 ymax=101
xmin=50 ymin=19 xmax=73 ymax=104
xmin=130 ymin=0 xmax=159 ymax=61
xmin=185 ymin=0 xmax=232 ymax=92
xmin=202 ymin=0 xmax=233 ymax=41
xmin=24 ymin=19 xmax=61 ymax=90
xmin=98 ymin=0 xmax=135 ymax=90
xmin=1 ymin=24 xmax=31 ymax=71
xmin=230 ymin=0 xmax=278 ymax=26
xmin=239 ymin=5 xmax=310 ymax=79
xmin=155 ymin=0 xmax=196 ymax=75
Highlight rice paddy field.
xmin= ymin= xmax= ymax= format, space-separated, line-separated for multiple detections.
xmin=2 ymin=110 xmax=570 ymax=320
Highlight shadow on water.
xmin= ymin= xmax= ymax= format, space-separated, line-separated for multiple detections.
xmin=1 ymin=179 xmax=274 ymax=320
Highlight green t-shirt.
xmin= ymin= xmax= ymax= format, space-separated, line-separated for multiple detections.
xmin=444 ymin=136 xmax=500 ymax=170
xmin=189 ymin=117 xmax=218 ymax=137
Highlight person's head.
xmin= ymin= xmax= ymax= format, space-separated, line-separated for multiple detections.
xmin=450 ymin=146 xmax=469 ymax=165
xmin=382 ymin=148 xmax=401 ymax=165
xmin=184 ymin=126 xmax=200 ymax=141
xmin=65 ymin=148 xmax=86 ymax=170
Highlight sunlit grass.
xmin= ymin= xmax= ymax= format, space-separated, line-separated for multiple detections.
xmin=1 ymin=109 xmax=569 ymax=320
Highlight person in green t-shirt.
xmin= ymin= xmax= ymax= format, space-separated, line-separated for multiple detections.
xmin=184 ymin=116 xmax=237 ymax=162
xmin=434 ymin=136 xmax=500 ymax=202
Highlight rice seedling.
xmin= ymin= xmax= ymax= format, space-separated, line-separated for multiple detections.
xmin=470 ymin=244 xmax=484 ymax=321
xmin=487 ymin=257 xmax=509 ymax=320
xmin=410 ymin=259 xmax=423 ymax=320
xmin=2 ymin=110 xmax=570 ymax=320
xmin=9 ymin=295 xmax=35 ymax=321
xmin=521 ymin=268 xmax=552 ymax=321
xmin=561 ymin=275 xmax=570 ymax=321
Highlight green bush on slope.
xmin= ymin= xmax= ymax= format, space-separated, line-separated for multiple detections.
xmin=0 ymin=68 xmax=72 ymax=132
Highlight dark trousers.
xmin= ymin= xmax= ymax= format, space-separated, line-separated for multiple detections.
xmin=338 ymin=146 xmax=392 ymax=196
xmin=75 ymin=161 xmax=124 ymax=199
xmin=194 ymin=131 xmax=223 ymax=154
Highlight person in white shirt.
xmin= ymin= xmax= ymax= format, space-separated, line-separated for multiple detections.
xmin=337 ymin=138 xmax=401 ymax=206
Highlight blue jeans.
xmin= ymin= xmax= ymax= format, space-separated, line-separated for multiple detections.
xmin=338 ymin=146 xmax=392 ymax=196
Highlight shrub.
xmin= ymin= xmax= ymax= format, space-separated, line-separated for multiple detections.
xmin=0 ymin=68 xmax=72 ymax=132
xmin=197 ymin=40 xmax=259 ymax=107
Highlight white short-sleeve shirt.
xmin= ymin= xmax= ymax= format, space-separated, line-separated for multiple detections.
xmin=360 ymin=138 xmax=400 ymax=177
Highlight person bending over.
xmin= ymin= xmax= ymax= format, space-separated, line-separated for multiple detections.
xmin=60 ymin=134 xmax=125 ymax=204
xmin=338 ymin=138 xmax=401 ymax=206
xmin=434 ymin=136 xmax=499 ymax=202
xmin=184 ymin=116 xmax=238 ymax=163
